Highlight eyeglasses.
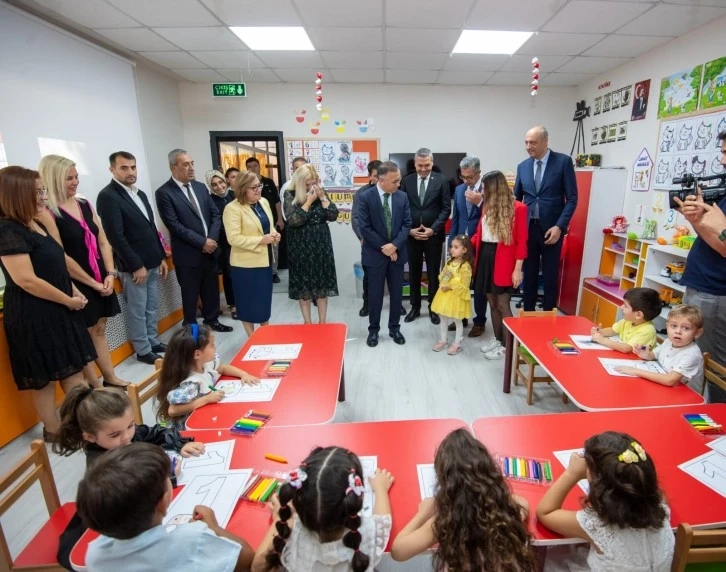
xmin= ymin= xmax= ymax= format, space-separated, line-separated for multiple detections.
xmin=461 ymin=173 xmax=480 ymax=182
xmin=249 ymin=184 xmax=263 ymax=191
xmin=36 ymin=189 xmax=48 ymax=197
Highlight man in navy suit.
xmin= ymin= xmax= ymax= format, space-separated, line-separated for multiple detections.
xmin=449 ymin=156 xmax=487 ymax=336
xmin=514 ymin=126 xmax=578 ymax=311
xmin=155 ymin=149 xmax=232 ymax=332
xmin=359 ymin=162 xmax=412 ymax=347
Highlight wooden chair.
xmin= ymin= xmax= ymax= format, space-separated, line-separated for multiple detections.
xmin=127 ymin=358 xmax=163 ymax=425
xmin=701 ymin=353 xmax=726 ymax=397
xmin=0 ymin=440 xmax=76 ymax=571
xmin=671 ymin=523 xmax=726 ymax=571
xmin=513 ymin=309 xmax=568 ymax=405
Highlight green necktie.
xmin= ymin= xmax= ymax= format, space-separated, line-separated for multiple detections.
xmin=383 ymin=193 xmax=392 ymax=240
xmin=419 ymin=178 xmax=426 ymax=204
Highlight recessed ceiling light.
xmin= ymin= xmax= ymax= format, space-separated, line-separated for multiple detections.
xmin=229 ymin=27 xmax=314 ymax=51
xmin=452 ymin=30 xmax=533 ymax=55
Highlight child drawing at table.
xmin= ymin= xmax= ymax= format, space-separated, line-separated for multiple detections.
xmin=615 ymin=305 xmax=704 ymax=393
xmin=430 ymin=235 xmax=474 ymax=356
xmin=156 ymin=323 xmax=259 ymax=429
xmin=536 ymin=431 xmax=674 ymax=572
xmin=252 ymin=446 xmax=394 ymax=572
xmin=391 ymin=428 xmax=534 ymax=571
xmin=590 ymin=287 xmax=661 ymax=353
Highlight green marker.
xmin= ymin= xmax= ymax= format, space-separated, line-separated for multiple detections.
xmin=543 ymin=461 xmax=553 ymax=482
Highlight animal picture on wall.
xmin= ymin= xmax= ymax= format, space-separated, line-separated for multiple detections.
xmin=657 ymin=65 xmax=702 ymax=118
xmin=717 ymin=118 xmax=726 ymax=148
xmin=676 ymin=124 xmax=693 ymax=152
xmin=660 ymin=126 xmax=675 ymax=152
xmin=321 ymin=144 xmax=334 ymax=162
xmin=655 ymin=159 xmax=670 ymax=185
xmin=700 ymin=56 xmax=726 ymax=110
xmin=673 ymin=157 xmax=688 ymax=180
xmin=694 ymin=121 xmax=713 ymax=150
xmin=692 ymin=155 xmax=707 ymax=176
xmin=712 ymin=156 xmax=726 ymax=174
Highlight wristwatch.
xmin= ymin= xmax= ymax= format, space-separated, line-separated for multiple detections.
xmin=720 ymin=229 xmax=726 ymax=242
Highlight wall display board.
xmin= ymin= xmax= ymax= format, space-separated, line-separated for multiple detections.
xmin=284 ymin=138 xmax=379 ymax=187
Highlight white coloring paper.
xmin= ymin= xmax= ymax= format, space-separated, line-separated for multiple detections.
xmin=358 ymin=455 xmax=378 ymax=516
xmin=416 ymin=463 xmax=438 ymax=500
xmin=706 ymin=436 xmax=726 ymax=456
xmin=215 ymin=378 xmax=281 ymax=403
xmin=553 ymin=448 xmax=589 ymax=494
xmin=679 ymin=450 xmax=726 ymax=498
xmin=569 ymin=335 xmax=613 ymax=350
xmin=177 ymin=440 xmax=234 ymax=486
xmin=242 ymin=343 xmax=302 ymax=361
xmin=598 ymin=358 xmax=667 ymax=377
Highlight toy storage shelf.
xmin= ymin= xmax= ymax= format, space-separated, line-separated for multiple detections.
xmin=641 ymin=243 xmax=690 ymax=325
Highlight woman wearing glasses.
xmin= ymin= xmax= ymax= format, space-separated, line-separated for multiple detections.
xmin=223 ymin=170 xmax=280 ymax=337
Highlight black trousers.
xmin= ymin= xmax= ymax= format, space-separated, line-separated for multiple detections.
xmin=523 ymin=220 xmax=563 ymax=311
xmin=362 ymin=267 xmax=369 ymax=304
xmin=218 ymin=245 xmax=235 ymax=307
xmin=176 ymin=254 xmax=220 ymax=324
xmin=406 ymin=237 xmax=444 ymax=310
xmin=366 ymin=261 xmax=403 ymax=334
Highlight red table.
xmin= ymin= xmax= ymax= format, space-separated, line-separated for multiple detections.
xmin=70 ymin=419 xmax=468 ymax=570
xmin=501 ymin=315 xmax=704 ymax=410
xmin=473 ymin=405 xmax=726 ymax=545
xmin=185 ymin=324 xmax=347 ymax=430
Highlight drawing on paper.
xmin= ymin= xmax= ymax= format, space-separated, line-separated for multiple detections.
xmin=679 ymin=450 xmax=726 ymax=498
xmin=165 ymin=513 xmax=192 ymax=531
xmin=178 ymin=440 xmax=235 ymax=486
xmin=569 ymin=335 xmax=613 ymax=350
xmin=242 ymin=343 xmax=302 ymax=361
xmin=700 ymin=57 xmax=726 ymax=110
xmin=358 ymin=456 xmax=378 ymax=516
xmin=417 ymin=463 xmax=438 ymax=500
xmin=353 ymin=152 xmax=370 ymax=175
xmin=598 ymin=358 xmax=667 ymax=377
xmin=553 ymin=449 xmax=589 ymax=494
xmin=215 ymin=379 xmax=281 ymax=403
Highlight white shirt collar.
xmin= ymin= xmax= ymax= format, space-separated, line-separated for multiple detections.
xmin=172 ymin=176 xmax=192 ymax=190
xmin=114 ymin=178 xmax=137 ymax=194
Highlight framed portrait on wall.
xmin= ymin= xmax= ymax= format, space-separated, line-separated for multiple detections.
xmin=607 ymin=123 xmax=618 ymax=142
xmin=603 ymin=93 xmax=612 ymax=112
xmin=617 ymin=121 xmax=628 ymax=141
xmin=591 ymin=128 xmax=599 ymax=145
xmin=612 ymin=90 xmax=621 ymax=109
xmin=594 ymin=97 xmax=602 ymax=115
xmin=631 ymin=79 xmax=650 ymax=121
xmin=621 ymin=85 xmax=632 ymax=108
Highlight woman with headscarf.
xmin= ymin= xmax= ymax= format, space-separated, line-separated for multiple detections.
xmin=206 ymin=169 xmax=235 ymax=318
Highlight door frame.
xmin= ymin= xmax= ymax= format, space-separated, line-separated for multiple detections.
xmin=209 ymin=130 xmax=285 ymax=185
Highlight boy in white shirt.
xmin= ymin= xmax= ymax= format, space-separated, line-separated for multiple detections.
xmin=615 ymin=305 xmax=704 ymax=393
xmin=77 ymin=443 xmax=254 ymax=572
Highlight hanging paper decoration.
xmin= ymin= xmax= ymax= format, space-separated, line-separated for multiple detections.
xmin=334 ymin=120 xmax=346 ymax=134
xmin=309 ymin=121 xmax=321 ymax=135
xmin=366 ymin=117 xmax=376 ymax=131
xmin=314 ymin=72 xmax=324 ymax=114
xmin=295 ymin=109 xmax=306 ymax=123
xmin=531 ymin=57 xmax=540 ymax=97
xmin=320 ymin=108 xmax=331 ymax=122
xmin=356 ymin=120 xmax=369 ymax=133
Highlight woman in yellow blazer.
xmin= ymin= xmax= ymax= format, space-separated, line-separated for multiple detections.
xmin=223 ymin=170 xmax=281 ymax=337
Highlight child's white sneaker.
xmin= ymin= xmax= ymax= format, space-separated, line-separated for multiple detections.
xmin=484 ymin=342 xmax=506 ymax=360
xmin=480 ymin=339 xmax=500 ymax=353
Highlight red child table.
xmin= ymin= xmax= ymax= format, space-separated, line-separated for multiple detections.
xmin=501 ymin=315 xmax=704 ymax=410
xmin=473 ymin=404 xmax=726 ymax=544
xmin=185 ymin=323 xmax=347 ymax=430
xmin=70 ymin=418 xmax=468 ymax=570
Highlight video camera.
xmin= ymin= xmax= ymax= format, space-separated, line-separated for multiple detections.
xmin=669 ymin=172 xmax=726 ymax=209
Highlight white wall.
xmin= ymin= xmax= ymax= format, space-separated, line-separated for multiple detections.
xmin=180 ymin=82 xmax=576 ymax=292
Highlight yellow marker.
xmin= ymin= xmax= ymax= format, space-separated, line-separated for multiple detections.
xmin=250 ymin=478 xmax=272 ymax=501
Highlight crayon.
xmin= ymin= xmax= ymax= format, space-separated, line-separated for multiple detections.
xmin=501 ymin=457 xmax=508 ymax=475
xmin=265 ymin=453 xmax=288 ymax=464
xmin=529 ymin=460 xmax=538 ymax=481
xmin=250 ymin=478 xmax=272 ymax=501
xmin=511 ymin=458 xmax=518 ymax=477
xmin=260 ymin=479 xmax=281 ymax=502
xmin=247 ymin=410 xmax=271 ymax=418
xmin=236 ymin=418 xmax=264 ymax=427
xmin=521 ymin=458 xmax=528 ymax=478
xmin=242 ymin=475 xmax=262 ymax=497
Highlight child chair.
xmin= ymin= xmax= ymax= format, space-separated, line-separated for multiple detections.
xmin=702 ymin=353 xmax=726 ymax=397
xmin=670 ymin=522 xmax=726 ymax=571
xmin=127 ymin=358 xmax=163 ymax=425
xmin=0 ymin=440 xmax=75 ymax=571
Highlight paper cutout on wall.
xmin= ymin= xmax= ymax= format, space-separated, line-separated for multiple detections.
xmin=309 ymin=121 xmax=321 ymax=135
xmin=334 ymin=120 xmax=346 ymax=134
xmin=295 ymin=110 xmax=306 ymax=123
xmin=320 ymin=108 xmax=331 ymax=121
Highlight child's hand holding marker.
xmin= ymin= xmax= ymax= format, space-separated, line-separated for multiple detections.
xmin=566 ymin=452 xmax=587 ymax=480
xmin=204 ymin=387 xmax=225 ymax=404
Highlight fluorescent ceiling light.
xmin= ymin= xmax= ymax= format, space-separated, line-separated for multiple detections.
xmin=452 ymin=30 xmax=533 ymax=55
xmin=229 ymin=27 xmax=314 ymax=51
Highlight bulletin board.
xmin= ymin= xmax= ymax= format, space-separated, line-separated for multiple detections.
xmin=284 ymin=138 xmax=379 ymax=187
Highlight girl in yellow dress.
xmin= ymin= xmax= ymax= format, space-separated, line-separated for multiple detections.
xmin=431 ymin=235 xmax=474 ymax=355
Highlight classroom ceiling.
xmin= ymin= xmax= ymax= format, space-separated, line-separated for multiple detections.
xmin=10 ymin=0 xmax=726 ymax=87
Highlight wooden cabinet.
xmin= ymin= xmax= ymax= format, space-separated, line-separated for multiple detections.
xmin=578 ymin=285 xmax=618 ymax=325
xmin=578 ymin=288 xmax=599 ymax=322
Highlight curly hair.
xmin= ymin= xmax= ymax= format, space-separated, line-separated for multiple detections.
xmin=481 ymin=170 xmax=515 ymax=245
xmin=448 ymin=234 xmax=474 ymax=268
xmin=432 ymin=429 xmax=534 ymax=572
xmin=264 ymin=446 xmax=370 ymax=572
xmin=583 ymin=431 xmax=667 ymax=529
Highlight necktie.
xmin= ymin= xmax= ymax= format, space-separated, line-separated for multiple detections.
xmin=383 ymin=193 xmax=392 ymax=240
xmin=466 ymin=185 xmax=475 ymax=217
xmin=419 ymin=178 xmax=426 ymax=204
xmin=184 ymin=184 xmax=202 ymax=220
xmin=533 ymin=160 xmax=543 ymax=219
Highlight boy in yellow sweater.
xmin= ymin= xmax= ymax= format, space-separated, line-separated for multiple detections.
xmin=591 ymin=287 xmax=661 ymax=353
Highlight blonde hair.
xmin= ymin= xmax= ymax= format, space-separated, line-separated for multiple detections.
xmin=39 ymin=155 xmax=75 ymax=216
xmin=482 ymin=170 xmax=515 ymax=245
xmin=290 ymin=164 xmax=321 ymax=205
xmin=232 ymin=170 xmax=259 ymax=205
xmin=667 ymin=304 xmax=704 ymax=329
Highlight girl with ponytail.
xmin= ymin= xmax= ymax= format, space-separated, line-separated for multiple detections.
xmin=251 ymin=446 xmax=394 ymax=572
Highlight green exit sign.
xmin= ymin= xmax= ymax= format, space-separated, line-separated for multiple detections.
xmin=212 ymin=83 xmax=246 ymax=97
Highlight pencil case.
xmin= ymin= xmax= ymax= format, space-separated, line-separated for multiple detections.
xmin=683 ymin=413 xmax=723 ymax=435
xmin=496 ymin=454 xmax=553 ymax=485
xmin=263 ymin=359 xmax=293 ymax=377
xmin=240 ymin=471 xmax=286 ymax=504
xmin=230 ymin=410 xmax=271 ymax=437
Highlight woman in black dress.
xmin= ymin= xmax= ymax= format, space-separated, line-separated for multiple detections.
xmin=0 ymin=167 xmax=96 ymax=440
xmin=283 ymin=164 xmax=339 ymax=324
xmin=39 ymin=155 xmax=127 ymax=388
xmin=206 ymin=169 xmax=235 ymax=318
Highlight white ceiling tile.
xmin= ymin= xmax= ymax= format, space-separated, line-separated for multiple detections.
xmin=543 ymin=1 xmax=653 ymax=34
xmin=518 ymin=32 xmax=605 ymax=55
xmin=32 ymin=0 xmax=139 ymax=28
xmin=190 ymin=51 xmax=267 ymax=68
xmin=499 ymin=54 xmax=573 ymax=72
xmin=320 ymin=52 xmax=384 ymax=69
xmin=540 ymin=72 xmax=598 ymax=86
xmin=386 ymin=69 xmax=440 ymax=84
xmin=444 ymin=54 xmax=510 ymax=72
xmin=200 ymin=0 xmax=302 ymax=26
xmin=255 ymin=51 xmax=324 ymax=68
xmin=307 ymin=27 xmax=383 ymax=51
xmin=583 ymin=34 xmax=674 ymax=58
xmin=329 ymin=68 xmax=385 ymax=83
xmin=662 ymin=0 xmax=726 ymax=6
xmin=294 ymin=0 xmax=383 ymax=27
xmin=556 ymin=56 xmax=631 ymax=74
xmin=436 ymin=70 xmax=494 ymax=85
xmin=486 ymin=71 xmax=541 ymax=86
xmin=272 ymin=68 xmax=330 ymax=82
xmin=92 ymin=28 xmax=178 ymax=51
xmin=386 ymin=52 xmax=449 ymax=70
xmin=218 ymin=68 xmax=281 ymax=82
xmin=139 ymin=51 xmax=208 ymax=68
xmin=467 ymin=0 xmax=567 ymax=30
xmin=106 ymin=0 xmax=220 ymax=27
xmin=153 ymin=27 xmax=246 ymax=51
xmin=171 ymin=68 xmax=226 ymax=82
xmin=387 ymin=0 xmax=472 ymax=28
xmin=386 ymin=28 xmax=462 ymax=53
xmin=618 ymin=3 xmax=726 ymax=36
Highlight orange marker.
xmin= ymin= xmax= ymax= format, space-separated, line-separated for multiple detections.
xmin=265 ymin=453 xmax=288 ymax=464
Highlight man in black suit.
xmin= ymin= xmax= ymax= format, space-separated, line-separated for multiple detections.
xmin=246 ymin=157 xmax=284 ymax=283
xmin=400 ymin=148 xmax=451 ymax=325
xmin=359 ymin=162 xmax=412 ymax=347
xmin=97 ymin=151 xmax=169 ymax=364
xmin=155 ymin=149 xmax=232 ymax=332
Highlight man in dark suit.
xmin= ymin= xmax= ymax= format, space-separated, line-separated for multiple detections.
xmin=449 ymin=155 xmax=487 ymax=337
xmin=359 ymin=161 xmax=412 ymax=347
xmin=400 ymin=148 xmax=451 ymax=325
xmin=97 ymin=151 xmax=169 ymax=364
xmin=155 ymin=149 xmax=232 ymax=332
xmin=514 ymin=126 xmax=578 ymax=311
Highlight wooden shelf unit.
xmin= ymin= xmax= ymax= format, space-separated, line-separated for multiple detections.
xmin=598 ymin=232 xmax=652 ymax=290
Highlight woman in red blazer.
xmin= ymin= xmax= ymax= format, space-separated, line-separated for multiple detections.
xmin=471 ymin=170 xmax=528 ymax=359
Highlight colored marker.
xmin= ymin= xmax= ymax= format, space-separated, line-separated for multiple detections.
xmin=171 ymin=456 xmax=177 ymax=475
xmin=543 ymin=461 xmax=552 ymax=482
xmin=242 ymin=475 xmax=262 ymax=497
xmin=265 ymin=453 xmax=288 ymax=464
xmin=247 ymin=410 xmax=271 ymax=418
xmin=208 ymin=384 xmax=218 ymax=392
xmin=260 ymin=479 xmax=281 ymax=502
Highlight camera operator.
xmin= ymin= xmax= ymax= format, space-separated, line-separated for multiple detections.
xmin=673 ymin=130 xmax=726 ymax=403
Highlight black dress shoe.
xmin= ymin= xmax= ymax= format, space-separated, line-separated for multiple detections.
xmin=389 ymin=330 xmax=406 ymax=345
xmin=359 ymin=305 xmax=369 ymax=317
xmin=400 ymin=306 xmax=407 ymax=315
xmin=366 ymin=332 xmax=379 ymax=347
xmin=151 ymin=343 xmax=167 ymax=353
xmin=448 ymin=318 xmax=469 ymax=331
xmin=404 ymin=308 xmax=420 ymax=323
xmin=137 ymin=351 xmax=162 ymax=365
xmin=429 ymin=311 xmax=441 ymax=325
xmin=272 ymin=274 xmax=281 ymax=284
xmin=102 ymin=380 xmax=128 ymax=391
xmin=205 ymin=320 xmax=233 ymax=333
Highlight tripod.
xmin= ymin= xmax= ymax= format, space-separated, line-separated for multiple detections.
xmin=570 ymin=118 xmax=586 ymax=156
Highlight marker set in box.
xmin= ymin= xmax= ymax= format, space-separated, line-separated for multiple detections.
xmin=497 ymin=454 xmax=553 ymax=485
xmin=230 ymin=410 xmax=271 ymax=436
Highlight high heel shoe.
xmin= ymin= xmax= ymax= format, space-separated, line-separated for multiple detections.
xmin=102 ymin=380 xmax=129 ymax=391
